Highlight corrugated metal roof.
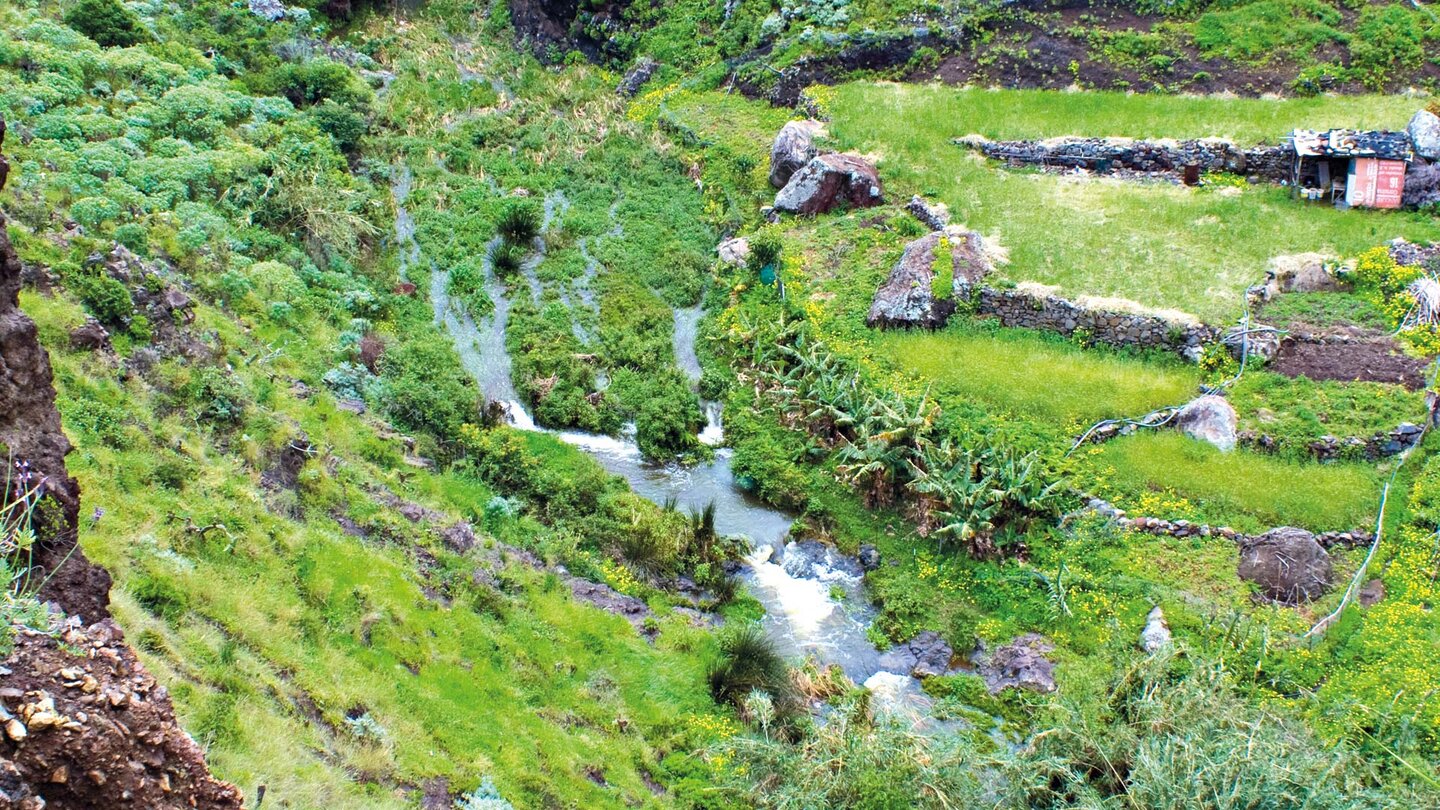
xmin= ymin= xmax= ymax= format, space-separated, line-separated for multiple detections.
xmin=1292 ymin=129 xmax=1412 ymax=161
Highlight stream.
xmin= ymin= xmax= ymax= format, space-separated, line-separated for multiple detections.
xmin=391 ymin=169 xmax=938 ymax=723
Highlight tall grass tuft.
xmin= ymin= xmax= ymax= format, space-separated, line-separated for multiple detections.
xmin=495 ymin=201 xmax=540 ymax=246
xmin=707 ymin=623 xmax=794 ymax=713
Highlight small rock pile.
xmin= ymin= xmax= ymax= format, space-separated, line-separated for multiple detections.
xmin=1 ymin=619 xmax=244 ymax=809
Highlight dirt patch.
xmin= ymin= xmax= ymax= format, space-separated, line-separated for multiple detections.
xmin=0 ymin=620 xmax=245 ymax=809
xmin=1270 ymin=337 xmax=1429 ymax=389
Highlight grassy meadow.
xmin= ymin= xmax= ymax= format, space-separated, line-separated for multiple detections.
xmin=1077 ymin=431 xmax=1385 ymax=532
xmin=873 ymin=324 xmax=1202 ymax=426
xmin=826 ymin=83 xmax=1440 ymax=321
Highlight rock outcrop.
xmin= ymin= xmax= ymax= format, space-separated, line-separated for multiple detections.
xmin=768 ymin=120 xmax=824 ymax=189
xmin=616 ymin=56 xmax=658 ymax=97
xmin=1409 ymin=109 xmax=1440 ymax=162
xmin=1176 ymin=395 xmax=1238 ymax=452
xmin=866 ymin=228 xmax=991 ymax=329
xmin=1237 ymin=527 xmax=1332 ymax=604
xmin=0 ymin=218 xmax=110 ymax=623
xmin=977 ymin=634 xmax=1056 ymax=694
xmin=508 ymin=0 xmax=635 ymax=63
xmin=773 ymin=153 xmax=883 ymax=215
xmin=877 ymin=631 xmax=953 ymax=678
xmin=0 ymin=215 xmax=243 ymax=807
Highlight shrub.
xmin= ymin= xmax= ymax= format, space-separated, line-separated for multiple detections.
xmin=271 ymin=60 xmax=368 ymax=108
xmin=311 ymin=100 xmax=368 ymax=152
xmin=379 ymin=333 xmax=479 ymax=440
xmin=749 ymin=229 xmax=783 ymax=272
xmin=181 ymin=366 xmax=249 ymax=426
xmin=76 ymin=274 xmax=134 ymax=326
xmin=490 ymin=242 xmax=526 ymax=277
xmin=63 ymin=0 xmax=147 ymax=48
xmin=453 ymin=777 xmax=515 ymax=810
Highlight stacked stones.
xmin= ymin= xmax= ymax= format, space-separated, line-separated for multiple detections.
xmin=1239 ymin=422 xmax=1425 ymax=461
xmin=975 ymin=287 xmax=1217 ymax=355
xmin=968 ymin=137 xmax=1292 ymax=182
xmin=1081 ymin=497 xmax=1370 ymax=549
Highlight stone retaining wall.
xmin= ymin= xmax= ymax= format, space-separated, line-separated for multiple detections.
xmin=1240 ymin=422 xmax=1425 ymax=461
xmin=968 ymin=137 xmax=1292 ymax=182
xmin=1080 ymin=498 xmax=1369 ymax=549
xmin=974 ymin=286 xmax=1217 ymax=355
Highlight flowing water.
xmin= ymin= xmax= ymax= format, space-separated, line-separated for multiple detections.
xmin=391 ymin=170 xmax=937 ymax=723
xmin=673 ymin=305 xmax=725 ymax=446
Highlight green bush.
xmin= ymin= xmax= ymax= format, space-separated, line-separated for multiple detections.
xmin=380 ymin=332 xmax=479 ymax=440
xmin=311 ymin=100 xmax=368 ymax=152
xmin=76 ymin=274 xmax=135 ymax=326
xmin=1348 ymin=4 xmax=1431 ymax=89
xmin=63 ymin=0 xmax=147 ymax=48
xmin=181 ymin=366 xmax=249 ymax=426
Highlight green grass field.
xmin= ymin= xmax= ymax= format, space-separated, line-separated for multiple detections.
xmin=828 ymin=84 xmax=1440 ymax=322
xmin=1079 ymin=431 xmax=1383 ymax=532
xmin=873 ymin=324 xmax=1201 ymax=426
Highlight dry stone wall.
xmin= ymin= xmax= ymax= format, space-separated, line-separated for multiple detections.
xmin=969 ymin=137 xmax=1293 ymax=181
xmin=973 ymin=286 xmax=1217 ymax=354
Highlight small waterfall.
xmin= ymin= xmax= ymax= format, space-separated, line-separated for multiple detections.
xmin=699 ymin=401 xmax=725 ymax=446
xmin=673 ymin=305 xmax=725 ymax=446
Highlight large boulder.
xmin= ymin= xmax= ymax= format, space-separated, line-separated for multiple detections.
xmin=716 ymin=236 xmax=750 ymax=267
xmin=774 ymin=153 xmax=883 ymax=215
xmin=1176 ymin=394 xmax=1238 ymax=452
xmin=1238 ymin=527 xmax=1332 ymax=604
xmin=1266 ymin=253 xmax=1342 ymax=294
xmin=768 ymin=120 xmax=824 ymax=188
xmin=1404 ymin=162 xmax=1440 ymax=210
xmin=978 ymin=634 xmax=1056 ymax=694
xmin=866 ymin=228 xmax=991 ymax=329
xmin=1409 ymin=109 xmax=1440 ymax=162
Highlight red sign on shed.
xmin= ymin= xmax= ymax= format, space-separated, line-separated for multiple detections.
xmin=1346 ymin=158 xmax=1406 ymax=209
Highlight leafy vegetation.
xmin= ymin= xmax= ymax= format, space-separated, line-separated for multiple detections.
xmin=5 ymin=0 xmax=1440 ymax=806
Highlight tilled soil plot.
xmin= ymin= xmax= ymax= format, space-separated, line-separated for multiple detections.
xmin=1270 ymin=337 xmax=1430 ymax=389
